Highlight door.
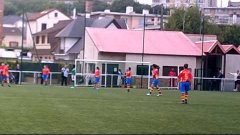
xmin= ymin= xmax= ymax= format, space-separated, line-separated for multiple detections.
xmin=102 ymin=64 xmax=119 ymax=87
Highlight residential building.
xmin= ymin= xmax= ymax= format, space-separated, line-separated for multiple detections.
xmin=32 ymin=17 xmax=127 ymax=62
xmin=0 ymin=0 xmax=4 ymax=44
xmin=3 ymin=15 xmax=23 ymax=28
xmin=228 ymin=1 xmax=240 ymax=7
xmin=26 ymin=9 xmax=70 ymax=48
xmin=152 ymin=0 xmax=211 ymax=8
xmin=32 ymin=20 xmax=72 ymax=62
xmin=87 ymin=7 xmax=169 ymax=30
xmin=2 ymin=27 xmax=22 ymax=48
xmin=203 ymin=7 xmax=240 ymax=25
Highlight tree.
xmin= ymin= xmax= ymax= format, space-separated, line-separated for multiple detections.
xmin=220 ymin=25 xmax=240 ymax=47
xmin=165 ymin=7 xmax=203 ymax=34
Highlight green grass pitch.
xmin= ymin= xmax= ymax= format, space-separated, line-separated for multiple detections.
xmin=0 ymin=85 xmax=239 ymax=134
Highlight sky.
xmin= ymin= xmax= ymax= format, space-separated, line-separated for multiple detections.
xmin=137 ymin=0 xmax=240 ymax=7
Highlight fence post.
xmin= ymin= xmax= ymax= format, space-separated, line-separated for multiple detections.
xmin=50 ymin=73 xmax=52 ymax=86
xmin=111 ymin=74 xmax=113 ymax=88
xmin=19 ymin=71 xmax=21 ymax=85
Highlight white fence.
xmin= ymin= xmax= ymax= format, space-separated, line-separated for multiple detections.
xmin=8 ymin=70 xmax=239 ymax=91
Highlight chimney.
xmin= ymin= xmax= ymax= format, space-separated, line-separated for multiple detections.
xmin=0 ymin=0 xmax=4 ymax=45
xmin=72 ymin=8 xmax=76 ymax=19
xmin=126 ymin=6 xmax=134 ymax=14
xmin=85 ymin=0 xmax=93 ymax=13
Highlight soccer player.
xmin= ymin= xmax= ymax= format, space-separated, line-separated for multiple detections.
xmin=147 ymin=64 xmax=162 ymax=96
xmin=125 ymin=67 xmax=132 ymax=92
xmin=0 ymin=63 xmax=4 ymax=86
xmin=42 ymin=65 xmax=50 ymax=86
xmin=2 ymin=64 xmax=11 ymax=87
xmin=178 ymin=64 xmax=193 ymax=104
xmin=94 ymin=67 xmax=101 ymax=90
xmin=71 ymin=65 xmax=76 ymax=88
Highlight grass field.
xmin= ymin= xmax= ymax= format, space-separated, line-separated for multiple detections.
xmin=0 ymin=85 xmax=239 ymax=134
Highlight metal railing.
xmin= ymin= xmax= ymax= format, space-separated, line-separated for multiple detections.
xmin=7 ymin=70 xmax=240 ymax=91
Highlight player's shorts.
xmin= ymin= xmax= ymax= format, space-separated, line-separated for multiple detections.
xmin=42 ymin=74 xmax=49 ymax=81
xmin=126 ymin=78 xmax=132 ymax=86
xmin=95 ymin=77 xmax=100 ymax=84
xmin=71 ymin=75 xmax=76 ymax=81
xmin=2 ymin=75 xmax=9 ymax=81
xmin=152 ymin=79 xmax=159 ymax=87
xmin=179 ymin=82 xmax=190 ymax=93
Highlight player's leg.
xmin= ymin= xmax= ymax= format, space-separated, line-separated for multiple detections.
xmin=126 ymin=78 xmax=131 ymax=92
xmin=6 ymin=75 xmax=10 ymax=87
xmin=184 ymin=82 xmax=190 ymax=104
xmin=147 ymin=80 xmax=154 ymax=96
xmin=156 ymin=79 xmax=162 ymax=96
xmin=179 ymin=82 xmax=186 ymax=104
xmin=71 ymin=75 xmax=75 ymax=88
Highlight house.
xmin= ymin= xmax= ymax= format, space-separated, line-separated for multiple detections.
xmin=3 ymin=15 xmax=23 ymax=28
xmin=32 ymin=20 xmax=72 ymax=62
xmin=54 ymin=17 xmax=127 ymax=62
xmin=2 ymin=27 xmax=22 ymax=48
xmin=83 ymin=6 xmax=169 ymax=30
xmin=0 ymin=0 xmax=4 ymax=44
xmin=26 ymin=9 xmax=70 ymax=48
xmin=0 ymin=27 xmax=32 ymax=61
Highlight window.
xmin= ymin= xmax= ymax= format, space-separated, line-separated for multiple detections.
xmin=54 ymin=12 xmax=58 ymax=17
xmin=9 ymin=42 xmax=18 ymax=48
xmin=136 ymin=65 xmax=150 ymax=75
xmin=162 ymin=66 xmax=178 ymax=76
xmin=45 ymin=57 xmax=48 ymax=59
xmin=41 ymin=23 xmax=47 ymax=31
xmin=36 ymin=36 xmax=40 ymax=44
xmin=42 ymin=35 xmax=45 ymax=44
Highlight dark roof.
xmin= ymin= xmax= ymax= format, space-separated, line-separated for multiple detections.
xmin=59 ymin=17 xmax=127 ymax=54
xmin=56 ymin=17 xmax=95 ymax=38
xmin=31 ymin=49 xmax=53 ymax=55
xmin=66 ymin=38 xmax=83 ymax=54
xmin=3 ymin=27 xmax=22 ymax=36
xmin=33 ymin=20 xmax=72 ymax=35
xmin=3 ymin=15 xmax=21 ymax=25
xmin=56 ymin=17 xmax=127 ymax=38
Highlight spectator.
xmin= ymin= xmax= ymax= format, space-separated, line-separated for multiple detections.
xmin=236 ymin=73 xmax=240 ymax=92
xmin=228 ymin=70 xmax=240 ymax=91
xmin=215 ymin=68 xmax=224 ymax=91
xmin=61 ymin=64 xmax=69 ymax=86
xmin=15 ymin=64 xmax=20 ymax=84
xmin=117 ymin=69 xmax=123 ymax=87
xmin=168 ymin=68 xmax=176 ymax=87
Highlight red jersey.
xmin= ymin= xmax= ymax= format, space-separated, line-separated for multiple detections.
xmin=168 ymin=71 xmax=176 ymax=76
xmin=95 ymin=69 xmax=100 ymax=77
xmin=178 ymin=69 xmax=192 ymax=82
xmin=125 ymin=71 xmax=132 ymax=78
xmin=0 ymin=66 xmax=3 ymax=74
xmin=42 ymin=67 xmax=50 ymax=75
xmin=152 ymin=68 xmax=159 ymax=79
xmin=2 ymin=65 xmax=9 ymax=76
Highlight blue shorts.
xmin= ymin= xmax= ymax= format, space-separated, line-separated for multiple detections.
xmin=180 ymin=82 xmax=190 ymax=93
xmin=2 ymin=75 xmax=8 ymax=81
xmin=42 ymin=75 xmax=49 ymax=81
xmin=126 ymin=78 xmax=132 ymax=85
xmin=95 ymin=77 xmax=100 ymax=84
xmin=152 ymin=79 xmax=159 ymax=87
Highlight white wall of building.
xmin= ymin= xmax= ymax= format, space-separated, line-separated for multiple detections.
xmin=26 ymin=10 xmax=70 ymax=48
xmin=2 ymin=35 xmax=22 ymax=48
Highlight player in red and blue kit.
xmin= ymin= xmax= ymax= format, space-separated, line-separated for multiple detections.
xmin=42 ymin=65 xmax=50 ymax=86
xmin=125 ymin=67 xmax=132 ymax=92
xmin=94 ymin=67 xmax=101 ymax=90
xmin=147 ymin=64 xmax=162 ymax=96
xmin=178 ymin=64 xmax=193 ymax=104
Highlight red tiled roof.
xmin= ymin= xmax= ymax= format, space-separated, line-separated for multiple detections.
xmin=195 ymin=40 xmax=225 ymax=54
xmin=86 ymin=28 xmax=202 ymax=56
xmin=222 ymin=45 xmax=240 ymax=54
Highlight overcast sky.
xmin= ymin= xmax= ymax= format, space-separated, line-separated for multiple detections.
xmin=137 ymin=0 xmax=240 ymax=7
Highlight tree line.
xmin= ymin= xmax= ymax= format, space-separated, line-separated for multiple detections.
xmin=165 ymin=7 xmax=240 ymax=47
